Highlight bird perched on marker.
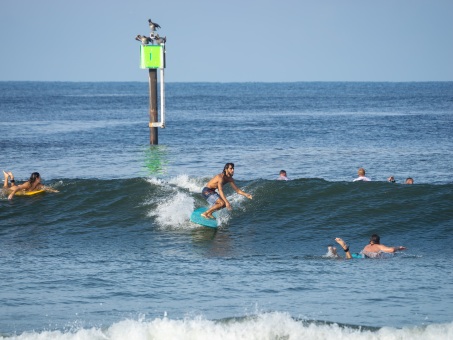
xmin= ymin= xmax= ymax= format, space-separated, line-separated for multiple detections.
xmin=135 ymin=34 xmax=153 ymax=45
xmin=148 ymin=19 xmax=161 ymax=31
xmin=154 ymin=34 xmax=167 ymax=44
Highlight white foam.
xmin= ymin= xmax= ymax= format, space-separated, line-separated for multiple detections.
xmin=3 ymin=313 xmax=452 ymax=340
xmin=146 ymin=175 xmax=204 ymax=194
xmin=151 ymin=192 xmax=194 ymax=229
xmin=167 ymin=174 xmax=204 ymax=193
xmin=323 ymin=246 xmax=340 ymax=258
xmin=142 ymin=177 xmax=194 ymax=229
xmin=146 ymin=176 xmax=168 ymax=187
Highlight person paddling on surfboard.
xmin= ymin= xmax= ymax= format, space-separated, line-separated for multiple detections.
xmin=334 ymin=234 xmax=406 ymax=259
xmin=3 ymin=171 xmax=58 ymax=200
xmin=200 ymin=163 xmax=252 ymax=219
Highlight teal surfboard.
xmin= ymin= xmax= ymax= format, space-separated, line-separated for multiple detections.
xmin=190 ymin=207 xmax=218 ymax=228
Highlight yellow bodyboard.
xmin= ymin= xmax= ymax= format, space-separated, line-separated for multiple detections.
xmin=14 ymin=189 xmax=46 ymax=196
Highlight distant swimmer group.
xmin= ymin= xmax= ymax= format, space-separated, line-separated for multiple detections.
xmin=388 ymin=175 xmax=414 ymax=184
xmin=352 ymin=167 xmax=414 ymax=184
xmin=273 ymin=167 xmax=414 ymax=183
xmin=200 ymin=163 xmax=253 ymax=219
xmin=3 ymin=170 xmax=58 ymax=200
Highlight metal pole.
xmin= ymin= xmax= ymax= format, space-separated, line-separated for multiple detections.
xmin=160 ymin=67 xmax=165 ymax=127
xmin=149 ymin=68 xmax=158 ymax=144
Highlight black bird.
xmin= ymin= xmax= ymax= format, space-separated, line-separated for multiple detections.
xmin=148 ymin=18 xmax=161 ymax=31
xmin=135 ymin=34 xmax=153 ymax=45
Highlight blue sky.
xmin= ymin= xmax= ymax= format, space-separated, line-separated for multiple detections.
xmin=1 ymin=0 xmax=452 ymax=82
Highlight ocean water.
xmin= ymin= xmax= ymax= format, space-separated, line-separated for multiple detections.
xmin=0 ymin=82 xmax=452 ymax=339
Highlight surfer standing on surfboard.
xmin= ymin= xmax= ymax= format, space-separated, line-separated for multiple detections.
xmin=201 ymin=163 xmax=252 ymax=219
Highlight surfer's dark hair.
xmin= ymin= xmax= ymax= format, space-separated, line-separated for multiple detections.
xmin=223 ymin=163 xmax=234 ymax=175
xmin=29 ymin=172 xmax=40 ymax=185
xmin=370 ymin=234 xmax=380 ymax=244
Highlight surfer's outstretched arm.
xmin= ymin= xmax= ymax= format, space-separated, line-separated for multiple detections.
xmin=335 ymin=238 xmax=352 ymax=259
xmin=230 ymin=181 xmax=252 ymax=200
xmin=8 ymin=186 xmax=22 ymax=200
xmin=41 ymin=185 xmax=59 ymax=193
xmin=377 ymin=244 xmax=407 ymax=253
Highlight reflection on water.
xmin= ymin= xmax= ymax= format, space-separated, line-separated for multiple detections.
xmin=192 ymin=227 xmax=235 ymax=258
xmin=143 ymin=145 xmax=169 ymax=175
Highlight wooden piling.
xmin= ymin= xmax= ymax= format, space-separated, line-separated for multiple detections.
xmin=148 ymin=68 xmax=158 ymax=144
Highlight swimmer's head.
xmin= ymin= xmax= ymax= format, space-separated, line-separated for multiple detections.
xmin=370 ymin=234 xmax=380 ymax=244
xmin=29 ymin=172 xmax=41 ymax=184
xmin=223 ymin=163 xmax=235 ymax=175
xmin=358 ymin=168 xmax=366 ymax=176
